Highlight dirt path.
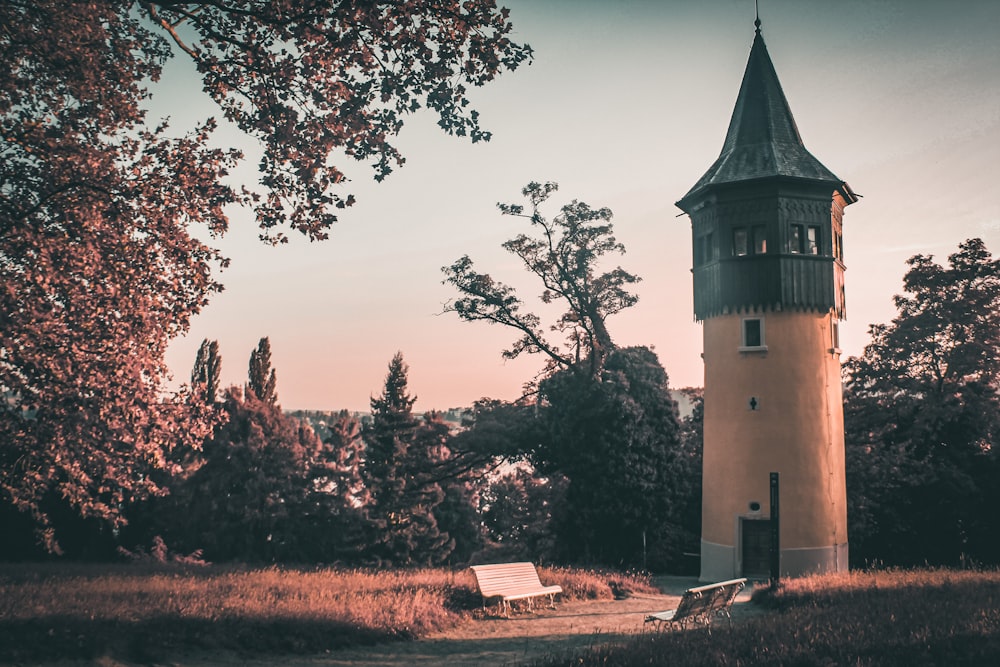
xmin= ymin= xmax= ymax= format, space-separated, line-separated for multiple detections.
xmin=167 ymin=578 xmax=760 ymax=667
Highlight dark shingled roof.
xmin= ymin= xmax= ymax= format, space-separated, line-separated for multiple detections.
xmin=680 ymin=28 xmax=843 ymax=203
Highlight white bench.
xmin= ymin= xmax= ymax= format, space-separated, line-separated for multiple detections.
xmin=645 ymin=578 xmax=747 ymax=630
xmin=470 ymin=562 xmax=563 ymax=617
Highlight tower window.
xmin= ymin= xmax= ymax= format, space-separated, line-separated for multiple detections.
xmin=790 ymin=224 xmax=803 ymax=253
xmin=733 ymin=228 xmax=748 ymax=256
xmin=734 ymin=226 xmax=766 ymax=256
xmin=807 ymin=226 xmax=821 ymax=254
xmin=740 ymin=317 xmax=766 ymax=350
xmin=752 ymin=225 xmax=767 ymax=254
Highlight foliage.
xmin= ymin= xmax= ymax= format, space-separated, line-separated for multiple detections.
xmin=191 ymin=338 xmax=223 ymax=403
xmin=443 ymin=184 xmax=695 ymax=570
xmin=449 ymin=399 xmax=557 ymax=562
xmin=301 ymin=410 xmax=371 ymax=562
xmin=246 ymin=336 xmax=278 ymax=405
xmin=142 ymin=0 xmax=533 ymax=242
xmin=443 ymin=181 xmax=640 ymax=378
xmin=0 ymin=2 xmax=235 ymax=553
xmin=478 ymin=464 xmax=567 ymax=563
xmin=0 ymin=0 xmax=528 ymax=553
xmin=363 ymin=353 xmax=454 ymax=566
xmin=537 ymin=347 xmax=693 ymax=570
xmin=843 ymin=238 xmax=1000 ymax=566
xmin=147 ymin=386 xmax=319 ymax=562
xmin=676 ymin=386 xmax=704 ymax=569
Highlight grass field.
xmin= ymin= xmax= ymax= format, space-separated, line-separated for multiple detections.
xmin=0 ymin=562 xmax=654 ymax=663
xmin=533 ymin=568 xmax=1000 ymax=666
xmin=2 ymin=564 xmax=998 ymax=665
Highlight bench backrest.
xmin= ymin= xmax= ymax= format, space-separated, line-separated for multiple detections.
xmin=675 ymin=578 xmax=747 ymax=621
xmin=673 ymin=587 xmax=718 ymax=619
xmin=712 ymin=578 xmax=747 ymax=611
xmin=470 ymin=562 xmax=545 ymax=597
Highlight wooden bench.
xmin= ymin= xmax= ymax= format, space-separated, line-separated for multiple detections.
xmin=644 ymin=578 xmax=747 ymax=630
xmin=470 ymin=562 xmax=563 ymax=617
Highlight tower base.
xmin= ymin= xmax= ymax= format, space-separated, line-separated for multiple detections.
xmin=700 ymin=538 xmax=849 ymax=582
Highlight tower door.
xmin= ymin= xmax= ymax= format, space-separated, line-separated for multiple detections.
xmin=741 ymin=519 xmax=772 ymax=577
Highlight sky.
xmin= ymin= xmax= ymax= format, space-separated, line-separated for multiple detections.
xmin=157 ymin=0 xmax=1000 ymax=413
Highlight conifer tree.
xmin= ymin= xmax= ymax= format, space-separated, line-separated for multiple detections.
xmin=363 ymin=353 xmax=453 ymax=565
xmin=247 ymin=337 xmax=278 ymax=405
xmin=191 ymin=339 xmax=222 ymax=403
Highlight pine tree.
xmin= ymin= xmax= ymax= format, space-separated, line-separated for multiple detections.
xmin=247 ymin=337 xmax=278 ymax=405
xmin=191 ymin=339 xmax=222 ymax=403
xmin=363 ymin=353 xmax=453 ymax=565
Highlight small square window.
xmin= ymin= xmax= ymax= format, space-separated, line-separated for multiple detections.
xmin=733 ymin=228 xmax=748 ymax=256
xmin=741 ymin=317 xmax=766 ymax=350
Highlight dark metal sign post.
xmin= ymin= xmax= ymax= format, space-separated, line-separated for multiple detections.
xmin=769 ymin=472 xmax=780 ymax=585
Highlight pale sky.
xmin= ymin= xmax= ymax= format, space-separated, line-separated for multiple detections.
xmin=158 ymin=0 xmax=1000 ymax=412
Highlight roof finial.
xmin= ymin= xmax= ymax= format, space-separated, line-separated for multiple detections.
xmin=754 ymin=0 xmax=762 ymax=34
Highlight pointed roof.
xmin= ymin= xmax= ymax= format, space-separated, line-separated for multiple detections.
xmin=679 ymin=26 xmax=847 ymax=205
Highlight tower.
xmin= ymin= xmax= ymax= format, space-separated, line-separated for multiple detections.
xmin=676 ymin=19 xmax=856 ymax=580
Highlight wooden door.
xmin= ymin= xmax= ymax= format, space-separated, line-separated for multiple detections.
xmin=741 ymin=519 xmax=771 ymax=577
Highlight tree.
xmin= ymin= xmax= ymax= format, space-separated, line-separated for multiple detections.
xmin=363 ymin=353 xmax=453 ymax=565
xmin=478 ymin=465 xmax=567 ymax=563
xmin=152 ymin=386 xmax=318 ymax=563
xmin=302 ymin=410 xmax=371 ymax=563
xmin=443 ymin=187 xmax=695 ymax=568
xmin=1 ymin=1 xmax=529 ymax=552
xmin=443 ymin=181 xmax=640 ymax=379
xmin=844 ymin=238 xmax=1000 ymax=566
xmin=191 ymin=339 xmax=222 ymax=403
xmin=537 ymin=347 xmax=690 ymax=569
xmin=247 ymin=337 xmax=278 ymax=405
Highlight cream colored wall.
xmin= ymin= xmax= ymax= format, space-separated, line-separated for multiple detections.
xmin=701 ymin=310 xmax=848 ymax=552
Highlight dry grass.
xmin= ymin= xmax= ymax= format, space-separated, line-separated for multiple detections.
xmin=0 ymin=562 xmax=652 ymax=663
xmin=540 ymin=565 xmax=660 ymax=600
xmin=533 ymin=568 xmax=1000 ymax=666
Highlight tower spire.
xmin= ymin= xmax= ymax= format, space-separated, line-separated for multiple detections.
xmin=755 ymin=0 xmax=761 ymax=34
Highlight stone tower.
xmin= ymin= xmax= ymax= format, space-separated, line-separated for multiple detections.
xmin=676 ymin=20 xmax=856 ymax=580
